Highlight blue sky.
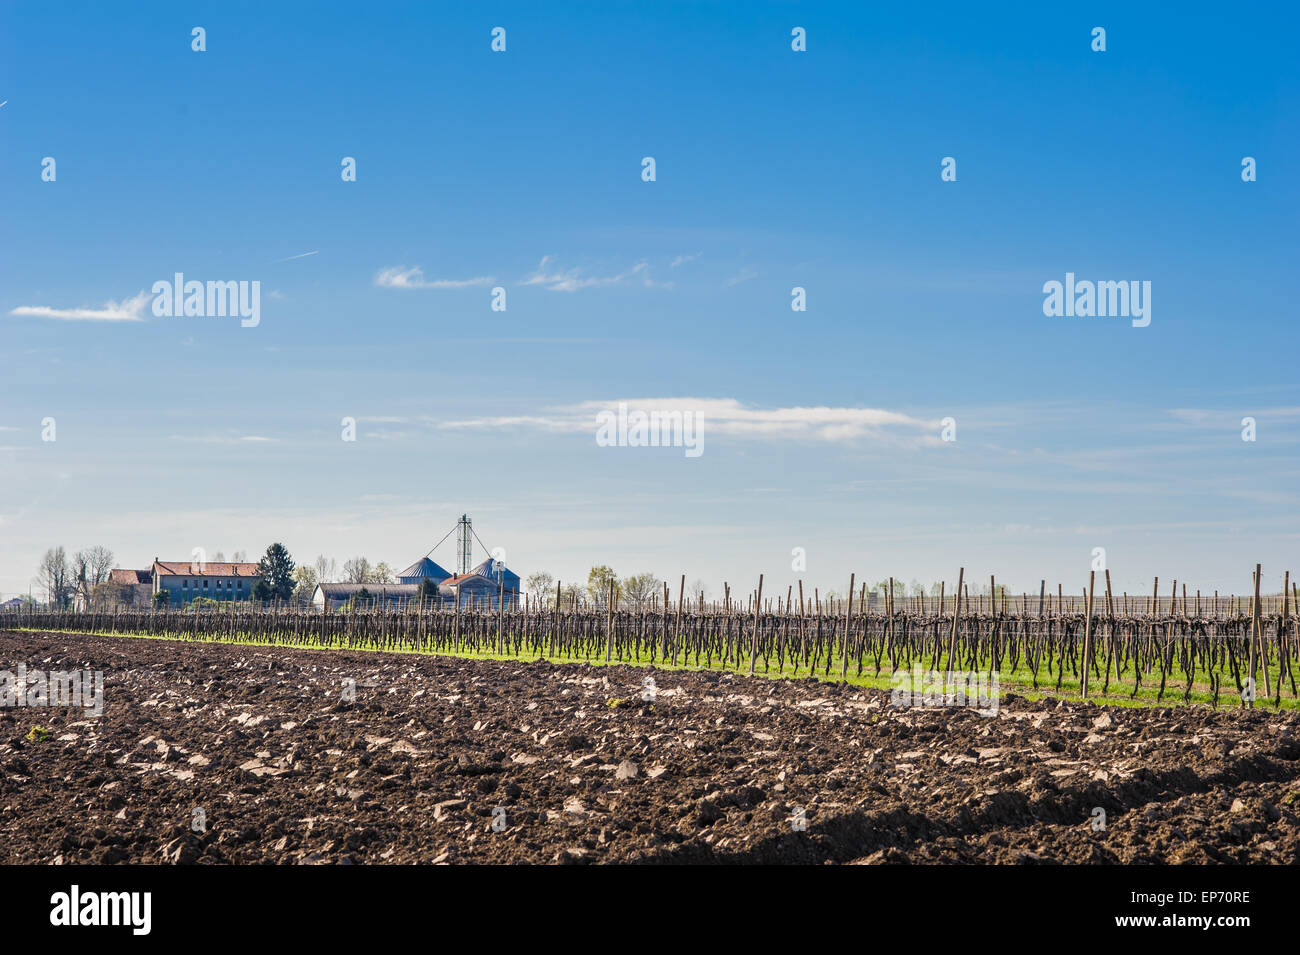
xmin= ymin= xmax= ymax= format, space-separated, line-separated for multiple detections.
xmin=2 ymin=2 xmax=1298 ymax=600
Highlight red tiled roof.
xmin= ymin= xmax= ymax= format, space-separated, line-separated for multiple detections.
xmin=443 ymin=573 xmax=487 ymax=586
xmin=154 ymin=561 xmax=261 ymax=577
xmin=443 ymin=573 xmax=512 ymax=589
xmin=111 ymin=568 xmax=153 ymax=585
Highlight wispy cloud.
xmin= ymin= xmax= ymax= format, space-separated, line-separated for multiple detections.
xmin=167 ymin=433 xmax=278 ymax=444
xmin=375 ymin=266 xmax=494 ymax=289
xmin=521 ymin=256 xmax=647 ymax=292
xmin=1169 ymin=406 xmax=1300 ymax=426
xmin=442 ymin=397 xmax=938 ymax=443
xmin=724 ymin=267 xmax=757 ymax=287
xmin=276 ymin=250 xmax=319 ymax=262
xmin=10 ymin=290 xmax=151 ymax=322
xmin=670 ymin=253 xmax=699 ymax=268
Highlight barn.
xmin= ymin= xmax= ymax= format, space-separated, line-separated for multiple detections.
xmin=440 ymin=557 xmax=520 ymax=609
xmin=311 ymin=582 xmax=423 ymax=610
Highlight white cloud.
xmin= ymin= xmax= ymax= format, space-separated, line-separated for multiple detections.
xmin=1169 ymin=406 xmax=1300 ymax=426
xmin=442 ymin=397 xmax=938 ymax=442
xmin=724 ymin=267 xmax=757 ymax=287
xmin=375 ymin=266 xmax=494 ymax=289
xmin=521 ymin=256 xmax=647 ymax=292
xmin=670 ymin=253 xmax=699 ymax=268
xmin=167 ymin=434 xmax=278 ymax=444
xmin=10 ymin=290 xmax=150 ymax=322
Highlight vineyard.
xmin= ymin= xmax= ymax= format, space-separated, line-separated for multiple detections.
xmin=7 ymin=566 xmax=1298 ymax=709
xmin=2 ymin=628 xmax=1298 ymax=864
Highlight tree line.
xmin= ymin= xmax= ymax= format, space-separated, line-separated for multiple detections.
xmin=26 ymin=545 xmax=449 ymax=609
xmin=519 ymin=569 xmax=1007 ymax=611
xmin=26 ymin=544 xmax=993 ymax=612
xmin=32 ymin=545 xmax=115 ymax=609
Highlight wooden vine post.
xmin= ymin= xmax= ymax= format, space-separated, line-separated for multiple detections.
xmin=673 ymin=575 xmax=684 ymax=668
xmin=945 ymin=567 xmax=964 ymax=685
xmin=1249 ymin=563 xmax=1268 ymax=704
xmin=605 ymin=577 xmax=616 ymax=662
xmin=1081 ymin=570 xmax=1095 ymax=698
xmin=840 ymin=573 xmax=854 ymax=682
xmin=497 ymin=572 xmax=506 ymax=656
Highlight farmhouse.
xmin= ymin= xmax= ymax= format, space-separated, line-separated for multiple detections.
xmin=147 ymin=559 xmax=261 ymax=605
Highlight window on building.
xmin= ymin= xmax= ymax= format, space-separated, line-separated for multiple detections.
xmin=183 ymin=579 xmax=189 ymax=588
xmin=204 ymin=579 xmax=209 ymax=589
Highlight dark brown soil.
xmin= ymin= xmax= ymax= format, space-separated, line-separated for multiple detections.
xmin=1 ymin=630 xmax=1297 ymax=864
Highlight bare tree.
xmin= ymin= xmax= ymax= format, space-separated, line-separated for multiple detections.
xmin=526 ymin=571 xmax=554 ymax=604
xmin=314 ymin=555 xmax=337 ymax=585
xmin=342 ymin=556 xmax=372 ymax=584
xmin=85 ymin=545 xmax=114 ymax=583
xmin=621 ymin=572 xmax=661 ymax=610
xmin=72 ymin=545 xmax=115 ymax=607
xmin=37 ymin=547 xmax=73 ymax=608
